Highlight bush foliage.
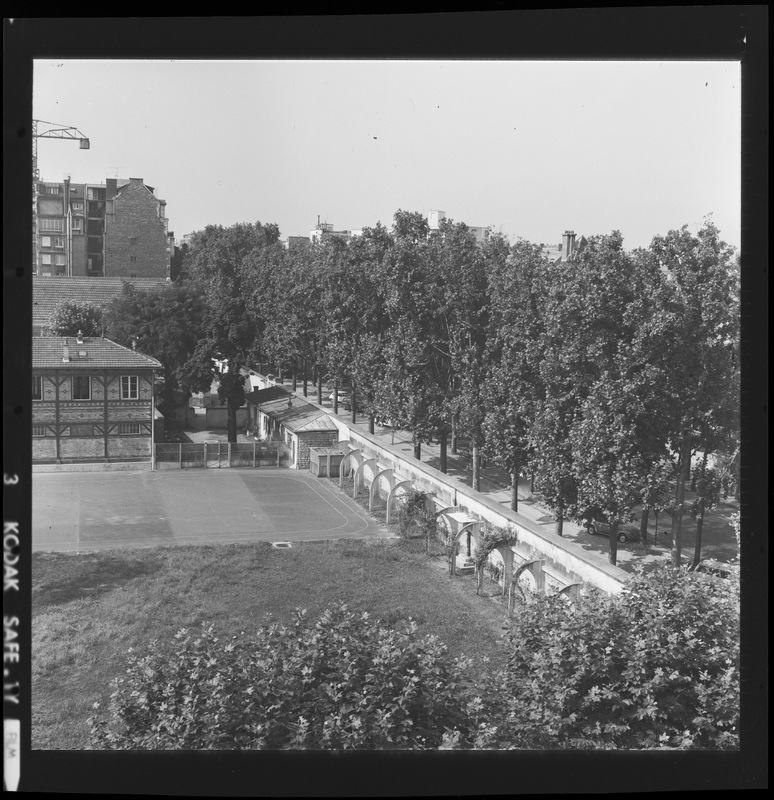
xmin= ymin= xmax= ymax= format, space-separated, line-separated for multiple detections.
xmin=89 ymin=604 xmax=478 ymax=750
xmin=89 ymin=565 xmax=739 ymax=751
xmin=478 ymin=563 xmax=740 ymax=750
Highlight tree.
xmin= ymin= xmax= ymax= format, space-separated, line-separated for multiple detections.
xmin=642 ymin=220 xmax=740 ymax=566
xmin=88 ymin=604 xmax=477 ymax=750
xmin=180 ymin=222 xmax=283 ymax=441
xmin=483 ymin=237 xmax=542 ymax=509
xmin=104 ymin=282 xmax=205 ymax=405
xmin=45 ymin=300 xmax=104 ymax=337
xmin=479 ymin=563 xmax=740 ymax=750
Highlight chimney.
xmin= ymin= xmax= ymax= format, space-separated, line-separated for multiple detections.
xmin=62 ymin=345 xmax=70 ymax=363
xmin=106 ymin=178 xmax=118 ymax=202
xmin=561 ymin=230 xmax=576 ymax=261
xmin=76 ymin=330 xmax=84 ymax=345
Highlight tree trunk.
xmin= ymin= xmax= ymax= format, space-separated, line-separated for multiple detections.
xmin=413 ymin=432 xmax=421 ymax=460
xmin=439 ymin=429 xmax=448 ymax=474
xmin=317 ymin=371 xmax=323 ymax=405
xmin=471 ymin=443 xmax=480 ymax=492
xmin=292 ymin=372 xmax=298 ymax=391
xmin=670 ymin=439 xmax=692 ymax=567
xmin=450 ymin=413 xmax=458 ymax=455
xmin=302 ymin=360 xmax=308 ymax=397
xmin=640 ymin=507 xmax=649 ymax=547
xmin=350 ymin=383 xmax=356 ymax=424
xmin=369 ymin=415 xmax=375 ymax=435
xmin=333 ymin=383 xmax=338 ymax=414
xmin=693 ymin=503 xmax=705 ymax=569
xmin=555 ymin=502 xmax=564 ymax=537
xmin=608 ymin=520 xmax=619 ymax=566
xmin=510 ymin=470 xmax=518 ymax=513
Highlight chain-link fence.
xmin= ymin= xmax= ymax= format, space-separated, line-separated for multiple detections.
xmin=155 ymin=442 xmax=283 ymax=469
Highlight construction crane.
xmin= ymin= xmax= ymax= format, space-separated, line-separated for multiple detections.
xmin=32 ymin=120 xmax=90 ymax=273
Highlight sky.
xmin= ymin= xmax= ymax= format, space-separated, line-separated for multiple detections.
xmin=32 ymin=59 xmax=741 ymax=251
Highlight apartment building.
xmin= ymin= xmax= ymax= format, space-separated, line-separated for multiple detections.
xmin=34 ymin=177 xmax=174 ymax=279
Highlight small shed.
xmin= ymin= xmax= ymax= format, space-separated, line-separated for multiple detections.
xmin=245 ymin=387 xmax=340 ymax=469
xmin=308 ymin=441 xmax=350 ymax=478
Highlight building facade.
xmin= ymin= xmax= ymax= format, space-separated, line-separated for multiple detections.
xmin=34 ymin=177 xmax=174 ymax=279
xmin=32 ymin=334 xmax=162 ymax=465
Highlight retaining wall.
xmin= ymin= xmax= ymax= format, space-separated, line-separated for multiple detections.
xmin=331 ymin=418 xmax=628 ymax=596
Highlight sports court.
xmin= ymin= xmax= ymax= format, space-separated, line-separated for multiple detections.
xmin=32 ymin=469 xmax=392 ymax=552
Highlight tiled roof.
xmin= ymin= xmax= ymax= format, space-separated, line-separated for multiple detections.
xmin=244 ymin=386 xmax=291 ymax=405
xmin=32 ymin=336 xmax=162 ymax=370
xmin=32 ymin=275 xmax=167 ymax=333
xmin=247 ymin=390 xmax=339 ymax=433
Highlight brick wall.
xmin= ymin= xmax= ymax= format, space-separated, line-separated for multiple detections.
xmin=104 ymin=179 xmax=169 ymax=279
xmin=296 ymin=430 xmax=339 ymax=470
xmin=32 ymin=369 xmax=155 ymax=463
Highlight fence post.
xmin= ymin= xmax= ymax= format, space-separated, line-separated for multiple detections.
xmin=253 ymin=441 xmax=256 ymax=468
xmin=276 ymin=444 xmax=280 ymax=467
xmin=179 ymin=443 xmax=183 ymax=469
xmin=203 ymin=443 xmax=207 ymax=467
xmin=228 ymin=442 xmax=231 ymax=468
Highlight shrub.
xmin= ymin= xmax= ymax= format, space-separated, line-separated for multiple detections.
xmin=478 ymin=563 xmax=740 ymax=750
xmin=397 ymin=489 xmax=436 ymax=543
xmin=88 ymin=604 xmax=477 ymax=750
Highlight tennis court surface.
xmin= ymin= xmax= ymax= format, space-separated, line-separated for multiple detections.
xmin=33 ymin=469 xmax=392 ymax=552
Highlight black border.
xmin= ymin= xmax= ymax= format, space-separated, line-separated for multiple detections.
xmin=3 ymin=9 xmax=768 ymax=795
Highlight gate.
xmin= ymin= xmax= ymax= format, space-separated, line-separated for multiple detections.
xmin=206 ymin=441 xmax=225 ymax=468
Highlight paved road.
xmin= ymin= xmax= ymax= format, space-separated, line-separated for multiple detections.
xmin=33 ymin=469 xmax=393 ymax=553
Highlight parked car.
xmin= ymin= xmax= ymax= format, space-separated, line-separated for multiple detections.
xmin=328 ymin=390 xmax=352 ymax=404
xmin=584 ymin=519 xmax=641 ymax=543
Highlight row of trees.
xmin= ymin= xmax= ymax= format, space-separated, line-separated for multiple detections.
xmin=67 ymin=211 xmax=738 ymax=567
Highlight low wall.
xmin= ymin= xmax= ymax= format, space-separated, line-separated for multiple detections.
xmin=33 ymin=461 xmax=151 ymax=473
xmin=331 ymin=418 xmax=628 ymax=596
xmin=205 ymin=406 xmax=248 ymax=429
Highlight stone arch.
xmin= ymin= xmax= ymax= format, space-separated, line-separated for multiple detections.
xmin=338 ymin=447 xmax=362 ymax=490
xmin=457 ymin=520 xmax=480 ymax=557
xmin=386 ymin=480 xmax=413 ymax=524
xmin=509 ymin=558 xmax=545 ymax=611
xmin=353 ymin=458 xmax=378 ymax=500
xmin=369 ymin=467 xmax=394 ymax=512
xmin=556 ymin=582 xmax=584 ymax=604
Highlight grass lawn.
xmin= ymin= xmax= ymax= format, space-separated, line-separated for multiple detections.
xmin=32 ymin=537 xmax=510 ymax=750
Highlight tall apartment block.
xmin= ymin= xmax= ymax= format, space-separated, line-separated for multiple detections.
xmin=34 ymin=177 xmax=174 ymax=279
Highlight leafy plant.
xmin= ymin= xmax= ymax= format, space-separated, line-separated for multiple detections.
xmin=88 ymin=604 xmax=477 ymax=750
xmin=478 ymin=563 xmax=740 ymax=750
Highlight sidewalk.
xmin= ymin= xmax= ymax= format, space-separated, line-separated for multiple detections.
xmin=182 ymin=384 xmax=739 ymax=575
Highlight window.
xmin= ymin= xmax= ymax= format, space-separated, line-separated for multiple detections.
xmin=130 ymin=256 xmax=137 ymax=262
xmin=71 ymin=201 xmax=84 ymax=212
xmin=40 ymin=218 xmax=64 ymax=232
xmin=32 ymin=424 xmax=46 ymax=437
xmin=71 ymin=218 xmax=83 ymax=231
xmin=117 ymin=422 xmax=141 ymax=435
xmin=44 ymin=185 xmax=62 ymax=195
xmin=54 ymin=255 xmax=66 ymax=266
xmin=32 ymin=376 xmax=42 ymax=400
xmin=41 ymin=254 xmax=52 ymax=266
xmin=72 ymin=376 xmax=91 ymax=400
xmin=41 ymin=236 xmax=51 ymax=248
xmin=121 ymin=376 xmax=139 ymax=399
